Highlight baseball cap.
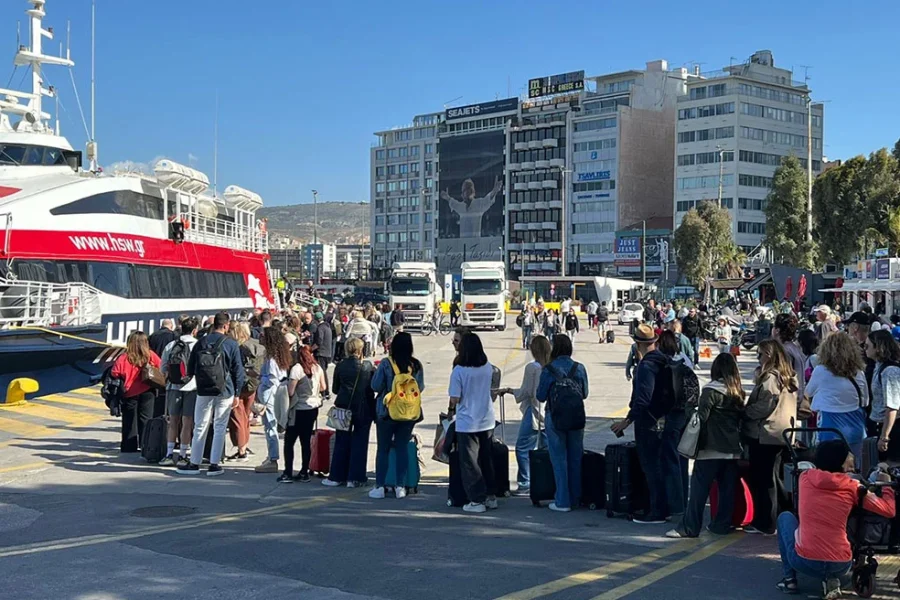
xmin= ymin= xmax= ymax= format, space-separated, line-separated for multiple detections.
xmin=815 ymin=305 xmax=831 ymax=315
xmin=314 ymin=312 xmax=324 ymax=320
xmin=842 ymin=311 xmax=871 ymax=326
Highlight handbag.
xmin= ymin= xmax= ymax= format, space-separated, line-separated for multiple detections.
xmin=677 ymin=407 xmax=701 ymax=459
xmin=431 ymin=412 xmax=456 ymax=464
xmin=141 ymin=363 xmax=166 ymax=389
xmin=327 ymin=364 xmax=361 ymax=432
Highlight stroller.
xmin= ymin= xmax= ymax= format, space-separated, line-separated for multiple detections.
xmin=784 ymin=427 xmax=900 ymax=597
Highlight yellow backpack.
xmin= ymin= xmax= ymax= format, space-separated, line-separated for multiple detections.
xmin=384 ymin=358 xmax=421 ymax=421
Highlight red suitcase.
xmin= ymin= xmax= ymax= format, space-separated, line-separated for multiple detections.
xmin=309 ymin=429 xmax=335 ymax=476
xmin=710 ymin=469 xmax=754 ymax=527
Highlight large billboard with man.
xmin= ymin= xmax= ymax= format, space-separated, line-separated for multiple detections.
xmin=437 ymin=130 xmax=506 ymax=273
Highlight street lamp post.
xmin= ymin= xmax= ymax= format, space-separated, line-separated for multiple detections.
xmin=311 ymin=189 xmax=319 ymax=245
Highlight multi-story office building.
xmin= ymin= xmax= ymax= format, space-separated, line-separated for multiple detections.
xmin=335 ymin=244 xmax=371 ymax=279
xmin=269 ymin=247 xmax=304 ymax=278
xmin=304 ymin=243 xmax=336 ymax=281
xmin=370 ymin=114 xmax=440 ymax=280
xmin=674 ymin=50 xmax=824 ymax=254
xmin=507 ymin=61 xmax=687 ymax=279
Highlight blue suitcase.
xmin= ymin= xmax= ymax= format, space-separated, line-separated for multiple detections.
xmin=385 ymin=437 xmax=421 ymax=494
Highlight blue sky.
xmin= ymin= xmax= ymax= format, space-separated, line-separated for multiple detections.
xmin=3 ymin=0 xmax=898 ymax=207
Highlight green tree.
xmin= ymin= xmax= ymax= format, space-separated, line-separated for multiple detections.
xmin=673 ymin=200 xmax=737 ymax=301
xmin=812 ymin=156 xmax=869 ymax=264
xmin=764 ymin=155 xmax=817 ymax=269
xmin=862 ymin=148 xmax=900 ymax=250
xmin=892 ymin=138 xmax=900 ymax=162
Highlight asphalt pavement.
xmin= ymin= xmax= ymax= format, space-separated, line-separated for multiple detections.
xmin=1 ymin=316 xmax=898 ymax=600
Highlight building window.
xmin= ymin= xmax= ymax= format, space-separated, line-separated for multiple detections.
xmin=410 ymin=146 xmax=419 ymax=156
xmin=737 ymin=221 xmax=766 ymax=234
xmin=572 ymin=222 xmax=616 ymax=234
xmin=410 ymin=231 xmax=420 ymax=242
xmin=741 ymin=126 xmax=806 ymax=148
xmin=410 ymin=214 xmax=420 ymax=226
xmin=689 ymin=87 xmax=707 ymax=100
xmin=678 ymin=102 xmax=735 ymax=120
xmin=375 ymin=233 xmax=385 ymax=243
xmin=399 ymin=147 xmax=408 ymax=158
xmin=424 ymin=230 xmax=431 ymax=242
xmin=573 ymin=138 xmax=617 ymax=152
xmin=388 ymin=149 xmax=399 ymax=159
xmin=738 ymin=174 xmax=773 ymax=188
xmin=425 ymin=144 xmax=434 ymax=155
xmin=573 ymin=200 xmax=615 ymax=213
xmin=388 ymin=233 xmax=397 ymax=243
xmin=375 ymin=150 xmax=385 ymax=160
xmin=425 ymin=213 xmax=432 ymax=224
xmin=375 ymin=199 xmax=384 ymax=211
xmin=708 ymin=83 xmax=727 ymax=98
xmin=375 ymin=215 xmax=385 ymax=226
xmin=410 ymin=162 xmax=419 ymax=173
xmin=375 ymin=183 xmax=385 ymax=193
xmin=811 ymin=115 xmax=822 ymax=128
xmin=574 ymin=118 xmax=616 ymax=132
xmin=399 ymin=164 xmax=408 ymax=175
xmin=740 ymin=102 xmax=806 ymax=124
xmin=603 ymin=79 xmax=634 ymax=93
xmin=387 ymin=165 xmax=397 ymax=176
xmin=738 ymin=197 xmax=768 ymax=211
xmin=375 ymin=166 xmax=385 ymax=177
xmin=425 ymin=178 xmax=433 ymax=189
xmin=572 ymin=180 xmax=616 ymax=192
xmin=425 ymin=161 xmax=433 ymax=175
xmin=677 ymin=174 xmax=734 ymax=190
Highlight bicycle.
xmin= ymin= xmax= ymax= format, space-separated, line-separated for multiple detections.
xmin=421 ymin=316 xmax=453 ymax=336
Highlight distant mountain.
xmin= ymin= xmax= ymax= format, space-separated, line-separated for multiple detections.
xmin=258 ymin=201 xmax=370 ymax=244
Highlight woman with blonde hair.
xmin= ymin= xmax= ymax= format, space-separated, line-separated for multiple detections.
xmin=743 ymin=339 xmax=797 ymax=535
xmin=806 ymin=332 xmax=869 ymax=461
xmin=110 ymin=330 xmax=161 ymax=453
xmin=497 ymin=335 xmax=552 ymax=495
xmin=227 ymin=321 xmax=264 ymax=461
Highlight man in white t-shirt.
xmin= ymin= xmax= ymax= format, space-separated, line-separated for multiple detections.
xmin=560 ymin=297 xmax=571 ymax=316
xmin=449 ymin=333 xmax=497 ymax=514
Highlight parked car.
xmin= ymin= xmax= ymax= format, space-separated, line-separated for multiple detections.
xmin=345 ymin=292 xmax=389 ymax=306
xmin=618 ymin=302 xmax=644 ymax=325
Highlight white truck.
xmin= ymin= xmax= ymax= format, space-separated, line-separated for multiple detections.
xmin=389 ymin=262 xmax=439 ymax=328
xmin=460 ymin=261 xmax=507 ymax=330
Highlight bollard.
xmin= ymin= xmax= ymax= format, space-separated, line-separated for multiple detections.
xmin=4 ymin=378 xmax=39 ymax=406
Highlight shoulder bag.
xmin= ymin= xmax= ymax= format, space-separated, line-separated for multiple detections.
xmin=327 ymin=365 xmax=359 ymax=432
xmin=677 ymin=407 xmax=701 ymax=459
xmin=141 ymin=362 xmax=166 ymax=389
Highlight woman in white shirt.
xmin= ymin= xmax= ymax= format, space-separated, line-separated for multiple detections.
xmin=278 ymin=345 xmax=326 ymax=483
xmin=449 ymin=332 xmax=497 ymax=514
xmin=254 ymin=328 xmax=292 ymax=475
xmin=498 ymin=335 xmax=551 ymax=495
xmin=865 ymin=330 xmax=900 ymax=456
xmin=805 ymin=332 xmax=868 ymax=460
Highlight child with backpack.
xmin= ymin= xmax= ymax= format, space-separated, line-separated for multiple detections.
xmin=370 ymin=332 xmax=424 ymax=499
xmin=535 ymin=335 xmax=589 ymax=512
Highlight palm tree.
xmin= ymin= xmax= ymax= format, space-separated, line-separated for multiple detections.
xmin=721 ymin=246 xmax=748 ymax=279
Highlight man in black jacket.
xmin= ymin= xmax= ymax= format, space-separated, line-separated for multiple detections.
xmin=312 ymin=311 xmax=333 ymax=399
xmin=390 ymin=304 xmax=405 ymax=331
xmin=149 ymin=319 xmax=179 ymax=357
xmin=681 ymin=307 xmax=701 ymax=366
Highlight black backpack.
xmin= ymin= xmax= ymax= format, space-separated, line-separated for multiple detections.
xmin=195 ymin=336 xmax=228 ymax=395
xmin=670 ymin=359 xmax=700 ymax=411
xmin=598 ymin=306 xmax=609 ymax=321
xmin=547 ymin=364 xmax=586 ymax=431
xmin=515 ymin=313 xmax=525 ymax=328
xmin=166 ymin=340 xmax=192 ymax=385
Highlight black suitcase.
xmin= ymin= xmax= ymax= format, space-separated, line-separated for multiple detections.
xmin=141 ymin=416 xmax=168 ymax=463
xmin=529 ymin=448 xmax=556 ymax=507
xmin=605 ymin=442 xmax=648 ymax=518
xmin=581 ymin=450 xmax=606 ymax=510
xmin=861 ymin=436 xmax=880 ymax=478
xmin=606 ymin=330 xmax=615 ymax=344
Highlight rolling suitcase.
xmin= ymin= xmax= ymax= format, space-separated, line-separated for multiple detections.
xmin=529 ymin=448 xmax=556 ymax=507
xmin=861 ymin=436 xmax=880 ymax=478
xmin=309 ymin=428 xmax=335 ymax=476
xmin=606 ymin=330 xmax=615 ymax=344
xmin=581 ymin=450 xmax=606 ymax=510
xmin=385 ymin=437 xmax=421 ymax=493
xmin=605 ymin=441 xmax=649 ymax=518
xmin=709 ymin=461 xmax=754 ymax=528
xmin=141 ymin=416 xmax=168 ymax=463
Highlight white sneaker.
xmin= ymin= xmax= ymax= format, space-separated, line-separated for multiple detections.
xmin=321 ymin=479 xmax=341 ymax=487
xmin=346 ymin=481 xmax=362 ymax=488
xmin=368 ymin=486 xmax=386 ymax=499
xmin=549 ymin=503 xmax=571 ymax=513
xmin=463 ymin=502 xmax=486 ymax=513
xmin=395 ymin=487 xmax=407 ymax=499
xmin=485 ymin=496 xmax=498 ymax=510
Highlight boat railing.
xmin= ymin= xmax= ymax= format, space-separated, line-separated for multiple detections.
xmin=182 ymin=213 xmax=268 ymax=254
xmin=0 ymin=278 xmax=103 ymax=328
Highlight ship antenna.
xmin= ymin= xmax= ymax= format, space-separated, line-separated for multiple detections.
xmin=213 ymin=89 xmax=218 ymax=197
xmin=89 ymin=0 xmax=97 ymax=171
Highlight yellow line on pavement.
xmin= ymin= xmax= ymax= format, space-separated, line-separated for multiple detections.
xmin=70 ymin=387 xmax=102 ymax=396
xmin=0 ymin=402 xmax=101 ymax=426
xmin=0 ymin=461 xmax=46 ymax=474
xmin=587 ymin=534 xmax=742 ymax=600
xmin=0 ymin=492 xmax=350 ymax=559
xmin=493 ymin=539 xmax=701 ymax=600
xmin=35 ymin=394 xmax=106 ymax=409
xmin=0 ymin=415 xmax=61 ymax=439
xmin=0 ymin=452 xmax=112 ymax=475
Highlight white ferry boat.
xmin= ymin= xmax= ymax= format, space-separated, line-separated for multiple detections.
xmin=0 ymin=1 xmax=276 ymax=397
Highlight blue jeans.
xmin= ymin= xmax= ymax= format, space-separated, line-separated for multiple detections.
xmin=515 ymin=406 xmax=547 ymax=487
xmin=544 ymin=410 xmax=583 ymax=509
xmin=329 ymin=415 xmax=373 ymax=484
xmin=375 ymin=419 xmax=415 ymax=487
xmin=777 ymin=512 xmax=851 ymax=580
xmin=522 ymin=325 xmax=533 ymax=349
xmin=690 ymin=336 xmax=700 ymax=365
xmin=259 ymin=386 xmax=280 ymax=461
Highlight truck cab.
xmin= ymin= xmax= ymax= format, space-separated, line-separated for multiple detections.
xmin=460 ymin=261 xmax=507 ymax=330
xmin=388 ymin=262 xmax=438 ymax=328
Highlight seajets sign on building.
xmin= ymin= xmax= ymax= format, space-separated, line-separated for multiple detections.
xmin=445 ymin=98 xmax=518 ymax=121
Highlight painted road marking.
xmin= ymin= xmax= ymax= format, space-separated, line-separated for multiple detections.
xmin=70 ymin=387 xmax=102 ymax=397
xmin=0 ymin=452 xmax=113 ymax=475
xmin=493 ymin=539 xmax=701 ymax=600
xmin=35 ymin=394 xmax=106 ymax=409
xmin=0 ymin=401 xmax=101 ymax=426
xmin=0 ymin=493 xmax=351 ymax=559
xmin=0 ymin=415 xmax=61 ymax=439
xmin=587 ymin=534 xmax=742 ymax=600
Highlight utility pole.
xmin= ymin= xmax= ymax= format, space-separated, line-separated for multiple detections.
xmin=806 ymin=96 xmax=813 ymax=242
xmin=561 ymin=169 xmax=571 ymax=277
xmin=716 ymin=144 xmax=725 ymax=208
xmin=641 ymin=220 xmax=647 ymax=288
xmin=311 ymin=189 xmax=319 ymax=245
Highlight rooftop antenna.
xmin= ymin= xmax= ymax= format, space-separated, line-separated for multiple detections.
xmin=88 ymin=0 xmax=97 ymax=171
xmin=443 ymin=95 xmax=463 ymax=109
xmin=213 ymin=89 xmax=218 ymax=196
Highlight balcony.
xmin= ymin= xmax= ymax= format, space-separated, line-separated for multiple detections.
xmin=527 ymin=181 xmax=542 ymax=190
xmin=542 ymin=180 xmax=557 ymax=189
xmin=535 ymin=242 xmax=550 ymax=250
xmin=520 ymin=202 xmax=535 ymax=210
xmin=541 ymin=221 xmax=556 ymax=229
xmin=513 ymin=223 xmax=528 ymax=231
xmin=508 ymin=162 xmax=522 ymax=171
xmin=549 ymin=200 xmax=563 ymax=209
xmin=521 ymin=161 xmax=535 ymax=169
xmin=527 ymin=223 xmax=541 ymax=230
xmin=506 ymin=243 xmax=521 ymax=251
xmin=549 ymin=242 xmax=563 ymax=250
xmin=542 ymin=138 xmax=558 ymax=148
xmin=549 ymin=158 xmax=565 ymax=167
xmin=514 ymin=142 xmax=528 ymax=150
xmin=535 ymin=160 xmax=550 ymax=168
xmin=514 ymin=182 xmax=528 ymax=191
xmin=528 ymin=140 xmax=543 ymax=149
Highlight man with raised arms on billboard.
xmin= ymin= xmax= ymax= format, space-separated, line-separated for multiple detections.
xmin=441 ymin=176 xmax=503 ymax=238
